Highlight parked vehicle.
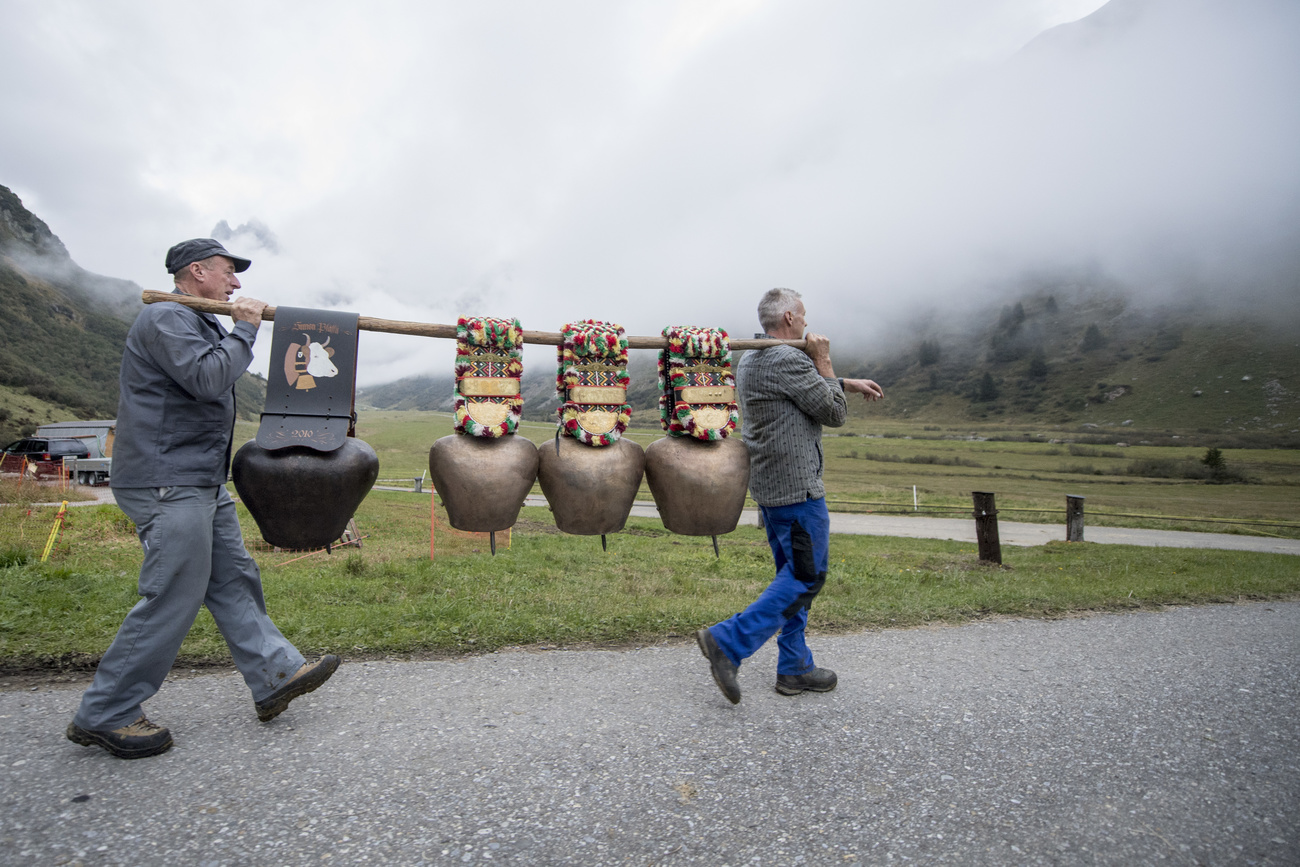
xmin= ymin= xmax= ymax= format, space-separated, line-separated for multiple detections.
xmin=33 ymin=420 xmax=116 ymax=485
xmin=1 ymin=437 xmax=91 ymax=479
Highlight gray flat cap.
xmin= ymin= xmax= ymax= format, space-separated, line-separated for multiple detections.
xmin=165 ymin=238 xmax=252 ymax=274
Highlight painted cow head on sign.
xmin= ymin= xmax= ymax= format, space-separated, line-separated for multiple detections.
xmin=284 ymin=333 xmax=339 ymax=386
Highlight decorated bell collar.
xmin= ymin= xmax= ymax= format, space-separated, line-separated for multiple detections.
xmin=556 ymin=320 xmax=631 ymax=447
xmin=657 ymin=325 xmax=738 ymax=441
xmin=454 ymin=315 xmax=524 ymax=437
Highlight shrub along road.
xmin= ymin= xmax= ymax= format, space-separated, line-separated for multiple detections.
xmin=2 ymin=602 xmax=1296 ymax=864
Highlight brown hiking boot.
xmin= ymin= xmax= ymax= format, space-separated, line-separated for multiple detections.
xmin=66 ymin=716 xmax=173 ymax=759
xmin=255 ymin=655 xmax=340 ymax=722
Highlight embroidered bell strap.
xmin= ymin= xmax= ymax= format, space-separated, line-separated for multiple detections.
xmin=257 ymin=307 xmax=361 ymax=452
xmin=556 ymin=320 xmax=631 ymax=446
xmin=657 ymin=326 xmax=738 ymax=442
xmin=454 ymin=315 xmax=524 ymax=437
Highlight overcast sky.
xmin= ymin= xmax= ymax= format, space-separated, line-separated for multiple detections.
xmin=2 ymin=0 xmax=1297 ymax=384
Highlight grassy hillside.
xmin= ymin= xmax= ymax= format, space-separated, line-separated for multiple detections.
xmin=0 ymin=259 xmax=130 ymax=443
xmin=0 ymin=184 xmax=135 ymax=442
xmin=839 ymin=291 xmax=1300 ymax=443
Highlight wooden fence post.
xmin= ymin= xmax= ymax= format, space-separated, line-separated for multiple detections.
xmin=1066 ymin=494 xmax=1085 ymax=542
xmin=972 ymin=491 xmax=1002 ymax=565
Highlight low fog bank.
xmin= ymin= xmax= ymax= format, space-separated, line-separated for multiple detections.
xmin=345 ymin=0 xmax=1299 ymax=387
xmin=1 ymin=185 xmax=141 ymax=320
xmin=808 ymin=0 xmax=1300 ymax=359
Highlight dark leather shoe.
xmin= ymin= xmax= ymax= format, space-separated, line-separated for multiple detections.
xmin=67 ymin=716 xmax=173 ymax=759
xmin=696 ymin=628 xmax=741 ymax=704
xmin=775 ymin=667 xmax=838 ymax=695
xmin=256 ymin=655 xmax=340 ymax=722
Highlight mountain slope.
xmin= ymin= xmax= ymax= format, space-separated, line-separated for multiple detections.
xmin=842 ymin=287 xmax=1300 ymax=440
xmin=359 ymin=286 xmax=1300 ymax=444
xmin=0 ymin=185 xmax=266 ymax=444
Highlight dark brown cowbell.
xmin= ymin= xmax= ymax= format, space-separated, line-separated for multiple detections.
xmin=232 ymin=438 xmax=379 ymax=550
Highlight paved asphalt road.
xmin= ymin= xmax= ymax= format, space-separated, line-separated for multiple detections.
xmin=3 ymin=602 xmax=1297 ymax=866
xmin=13 ymin=486 xmax=1294 ymax=864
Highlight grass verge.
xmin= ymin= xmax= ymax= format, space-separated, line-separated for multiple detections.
xmin=2 ymin=491 xmax=1297 ymax=675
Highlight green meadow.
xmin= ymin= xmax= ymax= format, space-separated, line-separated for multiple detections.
xmin=359 ymin=410 xmax=1300 ymax=536
xmin=1 ymin=411 xmax=1297 ymax=673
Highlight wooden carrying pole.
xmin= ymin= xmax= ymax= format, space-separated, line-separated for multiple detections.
xmin=141 ymin=291 xmax=808 ymax=351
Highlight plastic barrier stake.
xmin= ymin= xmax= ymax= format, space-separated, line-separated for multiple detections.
xmin=41 ymin=501 xmax=69 ymax=562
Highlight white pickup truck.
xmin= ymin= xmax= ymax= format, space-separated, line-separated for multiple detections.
xmin=35 ymin=420 xmax=115 ymax=485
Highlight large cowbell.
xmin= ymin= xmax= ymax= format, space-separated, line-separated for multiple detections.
xmin=644 ymin=325 xmax=751 ymax=537
xmin=428 ymin=315 xmax=537 ymax=533
xmin=645 ymin=437 xmax=750 ymax=535
xmin=538 ymin=436 xmax=645 ymax=535
xmin=232 ymin=307 xmax=378 ymax=550
xmin=428 ymin=436 xmax=538 ymax=531
xmin=537 ymin=320 xmax=644 ymax=536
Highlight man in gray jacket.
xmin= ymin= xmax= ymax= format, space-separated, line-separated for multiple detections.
xmin=67 ymin=239 xmax=338 ymax=759
xmin=697 ymin=288 xmax=882 ymax=703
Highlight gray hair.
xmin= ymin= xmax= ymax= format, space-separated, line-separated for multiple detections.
xmin=757 ymin=287 xmax=802 ymax=333
xmin=172 ymin=254 xmax=229 ymax=287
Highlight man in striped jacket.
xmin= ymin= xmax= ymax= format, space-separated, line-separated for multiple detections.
xmin=697 ymin=288 xmax=882 ymax=703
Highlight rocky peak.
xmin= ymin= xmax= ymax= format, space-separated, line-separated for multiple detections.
xmin=0 ymin=184 xmax=70 ymax=260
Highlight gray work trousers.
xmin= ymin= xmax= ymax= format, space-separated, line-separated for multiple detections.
xmin=74 ymin=485 xmax=305 ymax=730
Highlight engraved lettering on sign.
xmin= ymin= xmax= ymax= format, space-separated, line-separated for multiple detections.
xmin=568 ymin=386 xmax=627 ymax=405
xmin=291 ymin=321 xmax=341 ymax=335
xmin=459 ymin=377 xmax=521 ymax=397
xmin=678 ymin=386 xmax=735 ymax=404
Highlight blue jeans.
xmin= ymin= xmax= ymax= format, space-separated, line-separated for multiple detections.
xmin=74 ymin=486 xmax=304 ymax=730
xmin=709 ymin=497 xmax=830 ymax=676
